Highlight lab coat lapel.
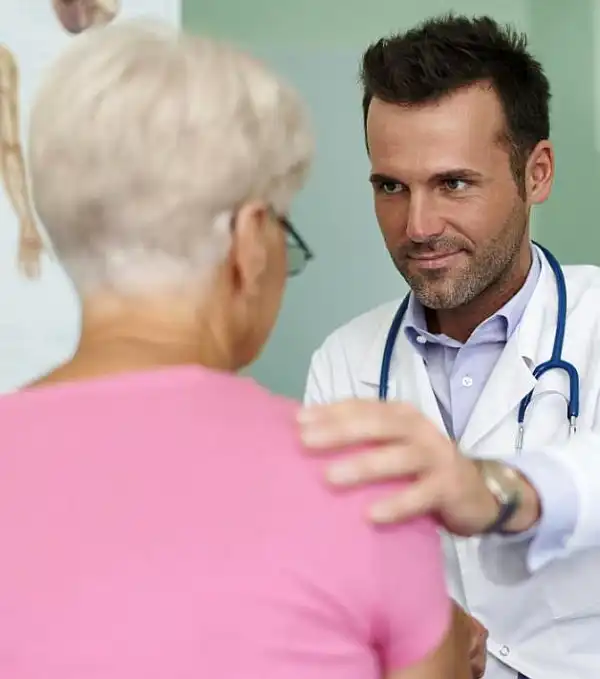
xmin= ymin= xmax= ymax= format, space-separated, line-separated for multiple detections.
xmin=399 ymin=336 xmax=448 ymax=433
xmin=460 ymin=250 xmax=554 ymax=452
xmin=359 ymin=315 xmax=448 ymax=434
xmin=459 ymin=335 xmax=536 ymax=452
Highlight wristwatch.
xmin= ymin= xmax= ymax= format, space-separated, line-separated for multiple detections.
xmin=476 ymin=459 xmax=523 ymax=534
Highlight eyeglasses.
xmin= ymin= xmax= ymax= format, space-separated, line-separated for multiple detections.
xmin=277 ymin=215 xmax=314 ymax=277
xmin=229 ymin=209 xmax=314 ymax=278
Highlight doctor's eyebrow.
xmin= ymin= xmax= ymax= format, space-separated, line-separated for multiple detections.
xmin=369 ymin=169 xmax=485 ymax=185
xmin=369 ymin=173 xmax=401 ymax=185
xmin=432 ymin=169 xmax=485 ymax=183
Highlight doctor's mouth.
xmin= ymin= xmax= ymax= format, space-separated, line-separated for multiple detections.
xmin=407 ymin=249 xmax=467 ymax=270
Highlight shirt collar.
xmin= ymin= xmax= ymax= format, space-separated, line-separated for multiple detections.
xmin=404 ymin=245 xmax=542 ymax=352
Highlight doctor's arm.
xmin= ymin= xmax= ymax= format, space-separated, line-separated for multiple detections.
xmin=297 ymin=395 xmax=543 ymax=551
xmin=491 ymin=450 xmax=579 ymax=571
xmin=499 ymin=426 xmax=600 ymax=569
xmin=298 ymin=391 xmax=600 ymax=570
xmin=479 ymin=349 xmax=600 ymax=569
xmin=302 ymin=347 xmax=521 ymax=535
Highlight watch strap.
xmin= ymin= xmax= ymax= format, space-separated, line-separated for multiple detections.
xmin=483 ymin=493 xmax=521 ymax=534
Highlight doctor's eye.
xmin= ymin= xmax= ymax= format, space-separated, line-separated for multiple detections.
xmin=442 ymin=178 xmax=469 ymax=192
xmin=378 ymin=181 xmax=404 ymax=195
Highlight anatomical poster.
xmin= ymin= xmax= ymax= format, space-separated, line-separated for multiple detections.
xmin=0 ymin=0 xmax=180 ymax=391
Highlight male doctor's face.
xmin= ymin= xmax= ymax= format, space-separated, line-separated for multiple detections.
xmin=366 ymin=84 xmax=549 ymax=310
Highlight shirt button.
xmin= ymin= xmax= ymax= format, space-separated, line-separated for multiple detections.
xmin=499 ymin=645 xmax=510 ymax=657
xmin=461 ymin=375 xmax=473 ymax=387
xmin=416 ymin=335 xmax=427 ymax=344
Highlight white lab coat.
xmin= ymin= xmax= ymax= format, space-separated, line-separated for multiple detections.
xmin=304 ymin=252 xmax=600 ymax=679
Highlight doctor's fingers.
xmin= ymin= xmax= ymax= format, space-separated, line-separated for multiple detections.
xmin=367 ymin=476 xmax=443 ymax=524
xmin=325 ymin=444 xmax=430 ymax=487
xmin=298 ymin=399 xmax=427 ymax=448
xmin=468 ymin=621 xmax=488 ymax=679
xmin=469 ymin=626 xmax=488 ymax=661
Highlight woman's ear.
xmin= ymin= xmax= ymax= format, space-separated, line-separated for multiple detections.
xmin=228 ymin=202 xmax=272 ymax=297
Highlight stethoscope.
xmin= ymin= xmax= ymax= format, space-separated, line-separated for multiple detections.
xmin=378 ymin=242 xmax=579 ymax=451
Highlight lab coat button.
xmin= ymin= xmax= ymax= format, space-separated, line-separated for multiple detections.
xmin=462 ymin=375 xmax=473 ymax=387
xmin=416 ymin=335 xmax=427 ymax=344
xmin=499 ymin=645 xmax=510 ymax=657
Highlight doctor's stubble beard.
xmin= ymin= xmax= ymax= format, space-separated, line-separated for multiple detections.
xmin=393 ymin=202 xmax=529 ymax=311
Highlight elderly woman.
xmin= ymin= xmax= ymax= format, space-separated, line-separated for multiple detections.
xmin=0 ymin=21 xmax=466 ymax=679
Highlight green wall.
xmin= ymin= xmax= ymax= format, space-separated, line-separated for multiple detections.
xmin=527 ymin=0 xmax=600 ymax=259
xmin=183 ymin=1 xmax=596 ymax=397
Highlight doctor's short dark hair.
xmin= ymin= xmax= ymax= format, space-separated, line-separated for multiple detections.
xmin=360 ymin=14 xmax=551 ymax=187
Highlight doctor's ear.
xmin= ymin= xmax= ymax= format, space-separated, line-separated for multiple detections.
xmin=525 ymin=140 xmax=554 ymax=206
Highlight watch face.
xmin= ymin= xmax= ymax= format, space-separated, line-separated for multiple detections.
xmin=52 ymin=0 xmax=121 ymax=34
xmin=478 ymin=460 xmax=523 ymax=533
xmin=484 ymin=458 xmax=521 ymax=499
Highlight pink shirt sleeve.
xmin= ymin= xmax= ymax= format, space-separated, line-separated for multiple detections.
xmin=370 ymin=515 xmax=451 ymax=672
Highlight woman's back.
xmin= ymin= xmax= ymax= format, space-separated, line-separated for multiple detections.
xmin=0 ymin=366 xmax=451 ymax=678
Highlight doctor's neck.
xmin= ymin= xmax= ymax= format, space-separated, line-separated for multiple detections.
xmin=423 ymin=245 xmax=533 ymax=343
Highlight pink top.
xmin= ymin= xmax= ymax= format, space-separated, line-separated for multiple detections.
xmin=0 ymin=366 xmax=450 ymax=678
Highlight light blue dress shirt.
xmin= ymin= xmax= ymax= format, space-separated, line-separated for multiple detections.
xmin=403 ymin=247 xmax=578 ymax=570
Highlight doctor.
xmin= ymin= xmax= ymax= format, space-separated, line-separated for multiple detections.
xmin=300 ymin=14 xmax=600 ymax=679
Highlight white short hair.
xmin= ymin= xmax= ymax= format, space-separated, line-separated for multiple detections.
xmin=29 ymin=20 xmax=313 ymax=294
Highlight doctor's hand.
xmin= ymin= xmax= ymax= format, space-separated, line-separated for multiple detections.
xmin=454 ymin=604 xmax=488 ymax=679
xmin=298 ymin=399 xmax=538 ymax=537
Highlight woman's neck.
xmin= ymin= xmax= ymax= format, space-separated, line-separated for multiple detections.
xmin=32 ymin=295 xmax=235 ymax=387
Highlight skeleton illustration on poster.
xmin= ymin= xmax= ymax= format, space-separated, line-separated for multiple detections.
xmin=0 ymin=0 xmax=180 ymax=391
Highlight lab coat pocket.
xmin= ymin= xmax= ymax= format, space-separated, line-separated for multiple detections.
xmin=542 ymin=549 xmax=600 ymax=620
xmin=541 ymin=550 xmax=600 ymax=656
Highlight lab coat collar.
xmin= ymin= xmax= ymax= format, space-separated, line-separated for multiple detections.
xmin=461 ymin=247 xmax=554 ymax=449
xmin=358 ymin=300 xmax=405 ymax=391
xmin=514 ymin=243 xmax=554 ymax=364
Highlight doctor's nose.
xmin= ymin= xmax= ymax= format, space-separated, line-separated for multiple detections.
xmin=405 ymin=195 xmax=445 ymax=243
